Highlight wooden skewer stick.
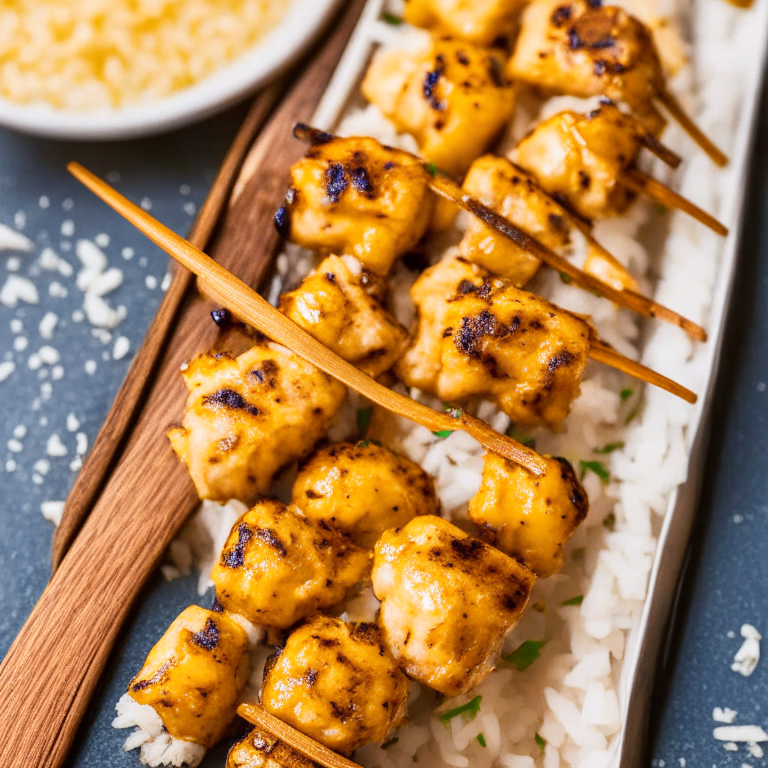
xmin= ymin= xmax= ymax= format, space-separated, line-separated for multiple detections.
xmin=426 ymin=173 xmax=709 ymax=343
xmin=657 ymin=88 xmax=729 ymax=167
xmin=50 ymin=83 xmax=284 ymax=573
xmin=639 ymin=131 xmax=682 ymax=169
xmin=238 ymin=704 xmax=363 ymax=768
xmin=622 ymin=168 xmax=728 ymax=236
xmin=587 ymin=340 xmax=696 ymax=404
xmin=67 ymin=162 xmax=547 ymax=476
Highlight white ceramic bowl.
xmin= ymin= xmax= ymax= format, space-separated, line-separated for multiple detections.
xmin=0 ymin=0 xmax=341 ymax=141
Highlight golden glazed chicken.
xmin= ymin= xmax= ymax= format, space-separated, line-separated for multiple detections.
xmin=508 ymin=0 xmax=667 ymax=134
xmin=279 ymin=135 xmax=434 ymax=276
xmin=292 ymin=440 xmax=440 ymax=547
xmin=469 ymin=450 xmax=588 ymax=577
xmin=362 ymin=35 xmax=515 ymax=176
xmin=168 ymin=341 xmax=345 ymax=504
xmin=210 ymin=499 xmax=371 ymax=629
xmin=461 ymin=151 xmax=638 ymax=290
xmin=511 ymin=101 xmax=645 ymax=221
xmin=279 ymin=254 xmax=409 ymax=378
xmin=403 ymin=0 xmax=525 ymax=45
xmin=373 ymin=515 xmax=535 ymax=695
xmin=396 ymin=257 xmax=591 ymax=428
xmin=128 ymin=606 xmax=249 ymax=749
xmin=260 ymin=616 xmax=409 ymax=755
xmin=460 ymin=153 xmax=571 ymax=284
xmin=227 ymin=729 xmax=319 ymax=768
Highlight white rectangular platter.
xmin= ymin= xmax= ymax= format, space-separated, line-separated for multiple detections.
xmin=279 ymin=0 xmax=768 ymax=765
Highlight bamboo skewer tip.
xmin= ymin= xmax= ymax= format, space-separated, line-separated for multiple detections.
xmin=238 ymin=704 xmax=364 ymax=768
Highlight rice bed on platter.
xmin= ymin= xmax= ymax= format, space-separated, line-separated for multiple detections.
xmin=116 ymin=0 xmax=763 ymax=765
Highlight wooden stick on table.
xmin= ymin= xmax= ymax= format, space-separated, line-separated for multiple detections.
xmin=0 ymin=2 xmax=370 ymax=766
xmin=50 ymin=81 xmax=283 ymax=572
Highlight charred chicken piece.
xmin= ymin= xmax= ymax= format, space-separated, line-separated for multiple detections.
xmin=260 ymin=616 xmax=409 ymax=755
xmin=511 ymin=102 xmax=643 ymax=221
xmin=469 ymin=450 xmax=588 ymax=577
xmin=508 ymin=0 xmax=666 ymax=134
xmin=362 ymin=35 xmax=515 ymax=176
xmin=227 ymin=729 xmax=319 ymax=768
xmin=279 ymin=254 xmax=410 ymax=378
xmin=168 ymin=341 xmax=345 ymax=504
xmin=292 ymin=440 xmax=440 ymax=548
xmin=403 ymin=0 xmax=525 ymax=45
xmin=372 ymin=515 xmax=535 ymax=696
xmin=395 ymin=257 xmax=590 ymax=428
xmin=281 ymin=135 xmax=434 ymax=276
xmin=128 ymin=606 xmax=249 ymax=748
xmin=210 ymin=499 xmax=371 ymax=629
xmin=460 ymin=154 xmax=570 ymax=285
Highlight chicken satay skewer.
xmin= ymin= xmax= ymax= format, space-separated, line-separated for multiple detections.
xmin=426 ymin=171 xmax=708 ymax=345
xmin=67 ymin=162 xmax=547 ymax=475
xmin=238 ymin=703 xmax=363 ymax=768
xmin=291 ymin=125 xmax=706 ymax=341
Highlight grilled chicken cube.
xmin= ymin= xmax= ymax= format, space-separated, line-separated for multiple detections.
xmin=211 ymin=499 xmax=371 ymax=629
xmin=508 ymin=0 xmax=666 ymax=134
xmin=362 ymin=36 xmax=515 ymax=176
xmin=279 ymin=255 xmax=409 ymax=377
xmin=460 ymin=154 xmax=570 ymax=284
xmin=128 ymin=606 xmax=249 ymax=748
xmin=469 ymin=451 xmax=588 ymax=577
xmin=227 ymin=729 xmax=318 ymax=768
xmin=168 ymin=342 xmax=345 ymax=504
xmin=261 ymin=616 xmax=409 ymax=755
xmin=403 ymin=0 xmax=525 ymax=45
xmin=512 ymin=102 xmax=642 ymax=220
xmin=282 ymin=136 xmax=434 ymax=276
xmin=372 ymin=515 xmax=535 ymax=695
xmin=395 ymin=257 xmax=591 ymax=428
xmin=292 ymin=441 xmax=440 ymax=548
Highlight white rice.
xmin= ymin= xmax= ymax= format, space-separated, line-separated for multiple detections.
xmin=126 ymin=0 xmax=767 ymax=765
xmin=113 ymin=693 xmax=206 ymax=768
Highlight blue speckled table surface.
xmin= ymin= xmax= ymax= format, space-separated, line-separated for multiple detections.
xmin=0 ymin=92 xmax=765 ymax=767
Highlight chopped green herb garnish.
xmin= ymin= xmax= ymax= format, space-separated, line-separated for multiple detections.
xmin=357 ymin=406 xmax=372 ymax=433
xmin=654 ymin=203 xmax=668 ymax=215
xmin=572 ymin=547 xmax=585 ymax=560
xmin=433 ymin=430 xmax=454 ymax=438
xmin=438 ymin=695 xmax=482 ymax=726
xmin=425 ymin=162 xmax=438 ymax=177
xmin=371 ymin=439 xmax=383 ymax=447
xmin=579 ymin=460 xmax=610 ymax=483
xmin=561 ymin=595 xmax=584 ymax=606
xmin=358 ymin=440 xmax=370 ymax=448
xmin=506 ymin=425 xmax=536 ymax=448
xmin=625 ymin=404 xmax=639 ymax=424
xmin=533 ymin=601 xmax=547 ymax=614
xmin=382 ymin=12 xmax=403 ymax=24
xmin=603 ymin=511 xmax=616 ymax=529
xmin=594 ymin=441 xmax=624 ymax=454
xmin=476 ymin=733 xmax=487 ymax=748
xmin=559 ymin=272 xmax=573 ymax=284
xmin=535 ymin=733 xmax=547 ymax=754
xmin=381 ymin=737 xmax=399 ymax=749
xmin=502 ymin=640 xmax=545 ymax=671
xmin=620 ymin=387 xmax=634 ymax=402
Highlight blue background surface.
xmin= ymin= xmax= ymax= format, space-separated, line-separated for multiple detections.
xmin=0 ymin=92 xmax=764 ymax=768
